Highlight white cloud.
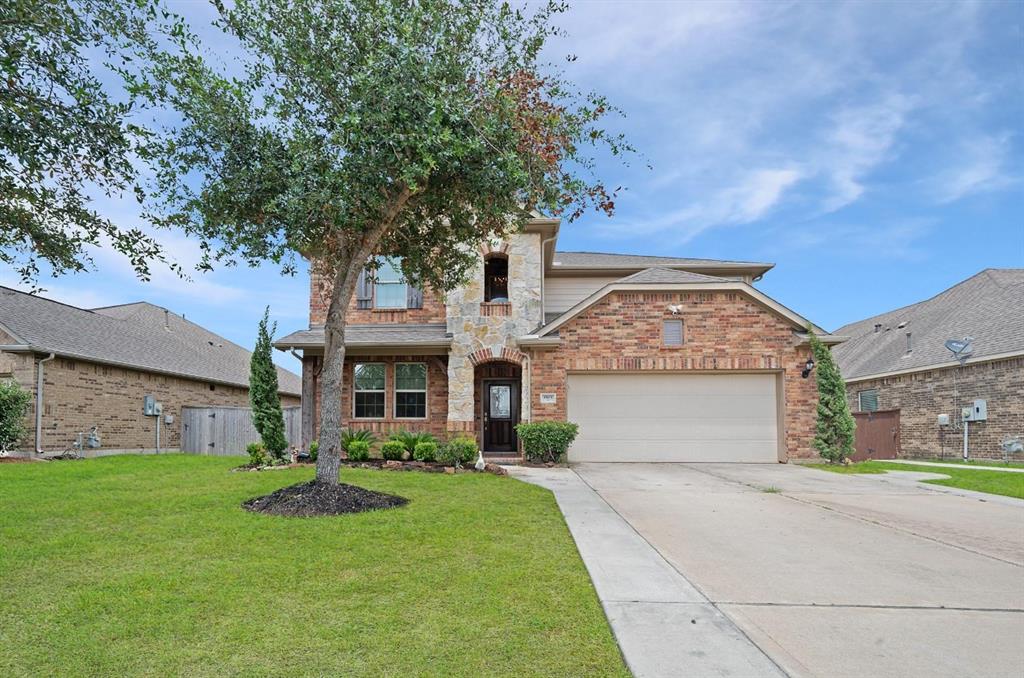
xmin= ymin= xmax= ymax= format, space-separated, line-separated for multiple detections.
xmin=931 ymin=132 xmax=1017 ymax=203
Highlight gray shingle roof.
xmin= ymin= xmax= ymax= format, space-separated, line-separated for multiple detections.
xmin=551 ymin=251 xmax=773 ymax=270
xmin=832 ymin=269 xmax=1024 ymax=380
xmin=0 ymin=288 xmax=301 ymax=395
xmin=615 ymin=267 xmax=736 ymax=284
xmin=274 ymin=324 xmax=450 ymax=349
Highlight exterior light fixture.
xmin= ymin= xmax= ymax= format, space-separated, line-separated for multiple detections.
xmin=801 ymin=357 xmax=815 ymax=379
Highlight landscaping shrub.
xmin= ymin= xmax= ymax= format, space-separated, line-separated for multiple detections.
xmin=246 ymin=441 xmax=269 ymax=467
xmin=346 ymin=439 xmax=371 ymax=461
xmin=413 ymin=440 xmax=438 ymax=462
xmin=515 ymin=421 xmax=579 ymax=463
xmin=0 ymin=381 xmax=32 ymax=454
xmin=437 ymin=437 xmax=477 ymax=467
xmin=388 ymin=430 xmax=436 ymax=453
xmin=341 ymin=429 xmax=377 ymax=450
xmin=308 ymin=440 xmax=318 ymax=462
xmin=381 ymin=440 xmax=407 ymax=461
xmin=248 ymin=307 xmax=288 ymax=459
xmin=808 ymin=330 xmax=855 ymax=464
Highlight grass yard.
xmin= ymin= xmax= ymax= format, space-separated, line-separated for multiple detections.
xmin=905 ymin=457 xmax=1024 ymax=468
xmin=813 ymin=461 xmax=1024 ymax=500
xmin=0 ymin=455 xmax=628 ymax=677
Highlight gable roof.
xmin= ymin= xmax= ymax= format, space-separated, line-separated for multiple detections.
xmin=526 ymin=267 xmax=836 ymax=341
xmin=550 ymin=251 xmax=774 ymax=277
xmin=0 ymin=288 xmax=301 ymax=395
xmin=832 ymin=269 xmax=1024 ymax=381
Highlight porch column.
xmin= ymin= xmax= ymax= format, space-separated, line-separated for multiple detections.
xmin=446 ymin=349 xmax=475 ymax=438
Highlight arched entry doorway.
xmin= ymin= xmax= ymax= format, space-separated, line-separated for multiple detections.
xmin=474 ymin=360 xmax=522 ymax=455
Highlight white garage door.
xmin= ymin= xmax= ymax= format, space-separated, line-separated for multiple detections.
xmin=567 ymin=373 xmax=780 ymax=463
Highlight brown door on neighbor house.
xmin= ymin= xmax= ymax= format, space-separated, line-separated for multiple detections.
xmin=852 ymin=409 xmax=900 ymax=461
xmin=483 ymin=380 xmax=519 ymax=453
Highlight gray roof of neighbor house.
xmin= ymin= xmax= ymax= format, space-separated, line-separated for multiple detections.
xmin=615 ymin=267 xmax=736 ymax=285
xmin=551 ymin=251 xmax=773 ymax=273
xmin=274 ymin=324 xmax=451 ymax=350
xmin=832 ymin=269 xmax=1024 ymax=381
xmin=0 ymin=287 xmax=301 ymax=395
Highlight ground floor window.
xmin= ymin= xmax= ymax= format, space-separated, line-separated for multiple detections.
xmin=354 ymin=363 xmax=386 ymax=418
xmin=858 ymin=388 xmax=879 ymax=412
xmin=395 ymin=363 xmax=427 ymax=418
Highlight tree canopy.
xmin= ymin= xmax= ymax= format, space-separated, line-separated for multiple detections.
xmin=132 ymin=0 xmax=633 ymax=483
xmin=1 ymin=0 xmax=177 ymax=286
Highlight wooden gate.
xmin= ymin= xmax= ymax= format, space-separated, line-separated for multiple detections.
xmin=852 ymin=409 xmax=900 ymax=461
xmin=181 ymin=406 xmax=301 ymax=456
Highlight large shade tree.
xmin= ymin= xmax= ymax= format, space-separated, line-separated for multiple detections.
xmin=139 ymin=0 xmax=632 ymax=484
xmin=1 ymin=0 xmax=178 ymax=285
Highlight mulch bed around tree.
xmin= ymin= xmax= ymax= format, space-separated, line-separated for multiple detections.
xmin=242 ymin=480 xmax=408 ymax=517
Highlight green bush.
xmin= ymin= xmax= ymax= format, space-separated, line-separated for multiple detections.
xmin=341 ymin=428 xmax=377 ymax=450
xmin=388 ymin=430 xmax=436 ymax=453
xmin=308 ymin=440 xmax=318 ymax=462
xmin=515 ymin=421 xmax=579 ymax=463
xmin=246 ymin=441 xmax=269 ymax=466
xmin=346 ymin=439 xmax=371 ymax=461
xmin=381 ymin=440 xmax=407 ymax=461
xmin=0 ymin=381 xmax=32 ymax=454
xmin=413 ymin=440 xmax=438 ymax=462
xmin=437 ymin=437 xmax=477 ymax=467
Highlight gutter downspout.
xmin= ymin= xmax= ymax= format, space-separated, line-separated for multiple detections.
xmin=35 ymin=352 xmax=55 ymax=455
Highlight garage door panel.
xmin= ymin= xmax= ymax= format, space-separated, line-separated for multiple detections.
xmin=567 ymin=373 xmax=779 ymax=463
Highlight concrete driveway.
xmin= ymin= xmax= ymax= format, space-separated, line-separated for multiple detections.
xmin=574 ymin=462 xmax=1024 ymax=678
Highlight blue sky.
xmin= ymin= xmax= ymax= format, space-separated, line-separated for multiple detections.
xmin=4 ymin=1 xmax=1021 ymax=376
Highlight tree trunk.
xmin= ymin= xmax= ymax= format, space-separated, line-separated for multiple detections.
xmin=315 ymin=264 xmax=357 ymax=485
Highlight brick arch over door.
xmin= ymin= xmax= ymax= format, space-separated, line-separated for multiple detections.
xmin=468 ymin=346 xmax=526 ymax=367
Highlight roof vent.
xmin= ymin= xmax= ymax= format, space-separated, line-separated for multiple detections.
xmin=896 ymin=321 xmax=908 ymax=329
xmin=905 ymin=332 xmax=912 ymax=353
xmin=873 ymin=323 xmax=882 ymax=333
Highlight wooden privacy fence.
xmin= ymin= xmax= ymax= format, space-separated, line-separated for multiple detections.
xmin=852 ymin=409 xmax=901 ymax=461
xmin=181 ymin=406 xmax=301 ymax=456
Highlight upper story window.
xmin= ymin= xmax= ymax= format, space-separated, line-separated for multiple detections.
xmin=484 ymin=255 xmax=509 ymax=303
xmin=858 ymin=389 xmax=879 ymax=412
xmin=355 ymin=257 xmax=423 ymax=310
xmin=353 ymin=363 xmax=386 ymax=418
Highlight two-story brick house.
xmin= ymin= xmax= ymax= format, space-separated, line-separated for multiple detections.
xmin=275 ymin=217 xmax=841 ymax=462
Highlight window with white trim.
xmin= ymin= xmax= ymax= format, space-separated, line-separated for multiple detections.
xmin=395 ymin=363 xmax=427 ymax=418
xmin=374 ymin=258 xmax=407 ymax=309
xmin=858 ymin=389 xmax=879 ymax=412
xmin=663 ymin=319 xmax=684 ymax=346
xmin=353 ymin=363 xmax=386 ymax=418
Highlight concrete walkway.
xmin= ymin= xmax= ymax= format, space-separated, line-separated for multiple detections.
xmin=509 ymin=466 xmax=784 ymax=678
xmin=884 ymin=458 xmax=1024 ymax=473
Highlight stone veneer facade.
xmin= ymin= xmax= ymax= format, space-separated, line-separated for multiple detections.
xmin=527 ymin=290 xmax=819 ymax=459
xmin=443 ymin=234 xmax=543 ymax=436
xmin=845 ymin=356 xmax=1024 ymax=461
xmin=0 ymin=346 xmax=299 ymax=453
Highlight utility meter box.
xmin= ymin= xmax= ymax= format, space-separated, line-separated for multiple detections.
xmin=143 ymin=395 xmax=157 ymax=416
xmin=962 ymin=400 xmax=988 ymax=422
xmin=153 ymin=401 xmax=163 ymax=416
xmin=937 ymin=413 xmax=950 ymax=427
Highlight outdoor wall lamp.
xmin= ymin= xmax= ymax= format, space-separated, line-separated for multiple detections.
xmin=801 ymin=357 xmax=815 ymax=379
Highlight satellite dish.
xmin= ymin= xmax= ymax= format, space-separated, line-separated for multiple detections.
xmin=945 ymin=337 xmax=974 ymax=365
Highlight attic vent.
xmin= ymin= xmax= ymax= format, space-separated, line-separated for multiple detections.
xmin=663 ymin=319 xmax=684 ymax=346
xmin=896 ymin=321 xmax=908 ymax=329
xmin=906 ymin=332 xmax=912 ymax=353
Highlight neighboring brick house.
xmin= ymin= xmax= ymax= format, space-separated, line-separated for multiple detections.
xmin=833 ymin=269 xmax=1024 ymax=461
xmin=276 ymin=217 xmax=839 ymax=462
xmin=0 ymin=287 xmax=301 ymax=455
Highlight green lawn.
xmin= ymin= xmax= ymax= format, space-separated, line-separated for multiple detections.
xmin=0 ymin=455 xmax=628 ymax=677
xmin=903 ymin=457 xmax=1024 ymax=468
xmin=813 ymin=461 xmax=1024 ymax=500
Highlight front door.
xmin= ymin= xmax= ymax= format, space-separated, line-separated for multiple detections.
xmin=483 ymin=380 xmax=519 ymax=453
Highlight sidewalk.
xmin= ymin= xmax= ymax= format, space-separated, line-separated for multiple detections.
xmin=508 ymin=465 xmax=784 ymax=678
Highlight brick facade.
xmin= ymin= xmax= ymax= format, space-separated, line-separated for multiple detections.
xmin=526 ymin=291 xmax=819 ymax=459
xmin=845 ymin=356 xmax=1024 ymax=460
xmin=0 ymin=352 xmax=299 ymax=454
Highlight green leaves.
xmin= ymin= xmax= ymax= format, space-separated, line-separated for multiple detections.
xmin=808 ymin=331 xmax=856 ymax=464
xmin=249 ymin=306 xmax=288 ymax=457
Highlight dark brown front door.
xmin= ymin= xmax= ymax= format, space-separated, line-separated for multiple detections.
xmin=483 ymin=380 xmax=519 ymax=452
xmin=852 ymin=409 xmax=900 ymax=461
